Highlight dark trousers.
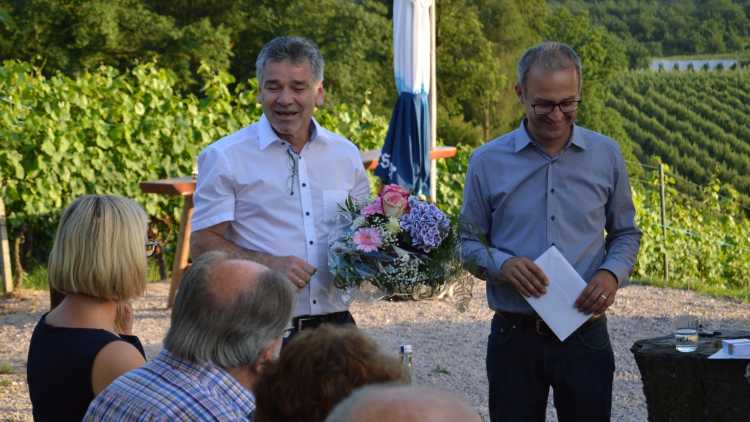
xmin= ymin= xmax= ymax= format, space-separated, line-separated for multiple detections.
xmin=282 ymin=310 xmax=356 ymax=347
xmin=487 ymin=313 xmax=614 ymax=422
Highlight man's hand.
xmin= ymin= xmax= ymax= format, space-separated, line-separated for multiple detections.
xmin=575 ymin=270 xmax=618 ymax=315
xmin=266 ymin=255 xmax=316 ymax=289
xmin=500 ymin=257 xmax=548 ymax=297
xmin=192 ymin=224 xmax=316 ymax=289
xmin=114 ymin=301 xmax=134 ymax=335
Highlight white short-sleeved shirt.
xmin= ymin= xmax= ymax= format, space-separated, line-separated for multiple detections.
xmin=192 ymin=114 xmax=371 ymax=317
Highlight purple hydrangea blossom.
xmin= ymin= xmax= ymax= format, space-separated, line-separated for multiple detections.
xmin=399 ymin=198 xmax=450 ymax=253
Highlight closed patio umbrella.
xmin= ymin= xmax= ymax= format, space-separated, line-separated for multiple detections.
xmin=375 ymin=0 xmax=434 ymax=196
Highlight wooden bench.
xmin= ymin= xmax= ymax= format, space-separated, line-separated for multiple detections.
xmin=140 ymin=146 xmax=457 ymax=308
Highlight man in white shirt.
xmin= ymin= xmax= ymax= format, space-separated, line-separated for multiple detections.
xmin=191 ymin=36 xmax=371 ymax=337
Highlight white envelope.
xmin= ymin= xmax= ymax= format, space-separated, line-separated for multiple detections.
xmin=708 ymin=349 xmax=750 ymax=360
xmin=527 ymin=246 xmax=590 ymax=341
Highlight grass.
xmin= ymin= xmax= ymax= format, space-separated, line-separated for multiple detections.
xmin=631 ymin=278 xmax=750 ymax=303
xmin=0 ymin=379 xmax=10 ymax=388
xmin=19 ymin=260 xmax=167 ymax=291
xmin=15 ymin=259 xmax=750 ymax=303
xmin=21 ymin=265 xmax=48 ymax=290
xmin=431 ymin=365 xmax=451 ymax=375
xmin=0 ymin=362 xmax=13 ymax=375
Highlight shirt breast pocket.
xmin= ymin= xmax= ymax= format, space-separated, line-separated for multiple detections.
xmin=322 ymin=189 xmax=349 ymax=224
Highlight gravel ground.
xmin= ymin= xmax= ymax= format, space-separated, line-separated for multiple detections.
xmin=1 ymin=280 xmax=749 ymax=421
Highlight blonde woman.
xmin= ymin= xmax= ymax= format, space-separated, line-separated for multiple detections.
xmin=26 ymin=195 xmax=152 ymax=421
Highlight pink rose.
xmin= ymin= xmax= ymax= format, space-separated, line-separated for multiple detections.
xmin=380 ymin=184 xmax=410 ymax=218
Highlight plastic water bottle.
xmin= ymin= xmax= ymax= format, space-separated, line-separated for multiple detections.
xmin=399 ymin=344 xmax=413 ymax=380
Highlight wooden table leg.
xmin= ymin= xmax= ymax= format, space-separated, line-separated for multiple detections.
xmin=0 ymin=198 xmax=13 ymax=294
xmin=167 ymin=194 xmax=193 ymax=308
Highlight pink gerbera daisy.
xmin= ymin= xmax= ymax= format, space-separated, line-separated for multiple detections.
xmin=352 ymin=228 xmax=382 ymax=253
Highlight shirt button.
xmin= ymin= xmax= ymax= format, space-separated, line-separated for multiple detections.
xmin=309 ymin=240 xmax=314 ymax=245
xmin=550 ymin=188 xmax=555 ymax=194
xmin=305 ymin=211 xmax=310 ymax=216
xmin=302 ymin=183 xmax=307 ymax=187
xmin=312 ymin=300 xmax=317 ymax=304
xmin=551 ymin=215 xmax=556 ymax=221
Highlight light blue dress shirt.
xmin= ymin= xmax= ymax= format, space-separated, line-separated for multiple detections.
xmin=460 ymin=121 xmax=641 ymax=314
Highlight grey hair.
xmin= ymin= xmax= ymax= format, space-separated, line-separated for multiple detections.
xmin=255 ymin=36 xmax=325 ymax=84
xmin=164 ymin=251 xmax=295 ymax=368
xmin=517 ymin=41 xmax=582 ymax=94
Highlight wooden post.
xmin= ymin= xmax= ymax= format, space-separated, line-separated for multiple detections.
xmin=0 ymin=197 xmax=13 ymax=294
xmin=659 ymin=163 xmax=669 ymax=286
xmin=167 ymin=194 xmax=193 ymax=308
xmin=428 ymin=1 xmax=438 ymax=203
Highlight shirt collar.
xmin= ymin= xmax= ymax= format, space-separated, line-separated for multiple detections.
xmin=159 ymin=350 xmax=256 ymax=416
xmin=257 ymin=113 xmax=324 ymax=151
xmin=513 ymin=119 xmax=588 ymax=153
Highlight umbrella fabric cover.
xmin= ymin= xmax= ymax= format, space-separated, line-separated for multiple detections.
xmin=375 ymin=0 xmax=433 ymax=195
xmin=376 ymin=92 xmax=430 ymax=194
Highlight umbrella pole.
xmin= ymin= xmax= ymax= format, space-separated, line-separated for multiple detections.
xmin=429 ymin=1 xmax=437 ymax=202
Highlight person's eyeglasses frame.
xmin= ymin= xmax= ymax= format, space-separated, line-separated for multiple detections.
xmin=530 ymin=98 xmax=581 ymax=116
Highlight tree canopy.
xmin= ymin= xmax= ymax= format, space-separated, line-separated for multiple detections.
xmin=553 ymin=0 xmax=750 ymax=67
xmin=0 ymin=0 xmax=675 ymax=147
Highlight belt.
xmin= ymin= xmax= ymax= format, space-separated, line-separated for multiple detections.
xmin=291 ymin=311 xmax=353 ymax=332
xmin=494 ymin=310 xmax=605 ymax=336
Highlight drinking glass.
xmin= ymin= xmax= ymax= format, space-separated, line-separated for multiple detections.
xmin=673 ymin=315 xmax=700 ymax=352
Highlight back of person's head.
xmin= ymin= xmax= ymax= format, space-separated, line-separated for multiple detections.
xmin=164 ymin=251 xmax=295 ymax=369
xmin=325 ymin=384 xmax=481 ymax=422
xmin=255 ymin=36 xmax=325 ymax=84
xmin=253 ymin=325 xmax=410 ymax=422
xmin=48 ymin=194 xmax=148 ymax=301
xmin=517 ymin=41 xmax=582 ymax=93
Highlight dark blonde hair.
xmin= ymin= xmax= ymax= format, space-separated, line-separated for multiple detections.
xmin=254 ymin=325 xmax=409 ymax=422
xmin=48 ymin=195 xmax=148 ymax=300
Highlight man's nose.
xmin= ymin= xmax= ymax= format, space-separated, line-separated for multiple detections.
xmin=547 ymin=104 xmax=565 ymax=120
xmin=276 ymin=87 xmax=294 ymax=104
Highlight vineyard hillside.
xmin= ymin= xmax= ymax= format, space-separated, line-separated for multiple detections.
xmin=607 ymin=69 xmax=750 ymax=198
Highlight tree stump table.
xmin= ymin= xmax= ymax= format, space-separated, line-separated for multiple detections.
xmin=631 ymin=330 xmax=750 ymax=422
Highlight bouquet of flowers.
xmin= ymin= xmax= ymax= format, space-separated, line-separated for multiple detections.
xmin=328 ymin=184 xmax=462 ymax=299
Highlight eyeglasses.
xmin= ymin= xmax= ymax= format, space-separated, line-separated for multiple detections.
xmin=531 ymin=99 xmax=581 ymax=116
xmin=145 ymin=240 xmax=159 ymax=257
xmin=283 ymin=327 xmax=294 ymax=339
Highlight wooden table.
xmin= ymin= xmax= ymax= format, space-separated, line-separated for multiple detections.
xmin=361 ymin=146 xmax=456 ymax=170
xmin=140 ymin=147 xmax=457 ymax=308
xmin=631 ymin=330 xmax=750 ymax=422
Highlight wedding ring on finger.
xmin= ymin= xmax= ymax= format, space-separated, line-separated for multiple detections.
xmin=599 ymin=294 xmax=608 ymax=301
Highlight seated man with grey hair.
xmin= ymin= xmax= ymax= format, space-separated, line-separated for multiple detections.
xmin=325 ymin=384 xmax=482 ymax=422
xmin=84 ymin=251 xmax=295 ymax=421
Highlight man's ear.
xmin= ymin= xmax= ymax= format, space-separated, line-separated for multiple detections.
xmin=252 ymin=337 xmax=283 ymax=374
xmin=514 ymin=84 xmax=524 ymax=104
xmin=315 ymin=82 xmax=325 ymax=107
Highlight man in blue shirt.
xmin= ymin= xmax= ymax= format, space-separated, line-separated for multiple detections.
xmin=460 ymin=42 xmax=641 ymax=422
